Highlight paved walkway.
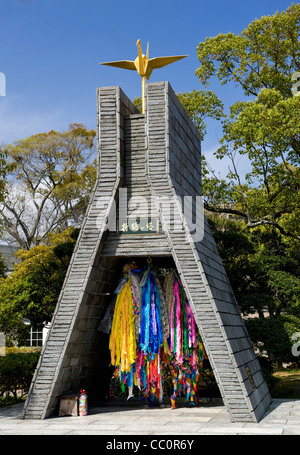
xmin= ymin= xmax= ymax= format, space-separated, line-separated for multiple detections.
xmin=0 ymin=398 xmax=300 ymax=435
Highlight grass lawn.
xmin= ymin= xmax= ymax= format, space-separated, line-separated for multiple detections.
xmin=271 ymin=369 xmax=300 ymax=399
xmin=0 ymin=396 xmax=26 ymax=408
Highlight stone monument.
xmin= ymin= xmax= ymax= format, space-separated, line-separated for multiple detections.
xmin=22 ymin=42 xmax=271 ymax=422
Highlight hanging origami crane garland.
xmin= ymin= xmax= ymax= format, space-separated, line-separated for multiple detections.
xmin=107 ymin=262 xmax=204 ymax=407
xmin=135 ymin=265 xmax=170 ymax=405
xmin=163 ymin=270 xmax=204 ymax=408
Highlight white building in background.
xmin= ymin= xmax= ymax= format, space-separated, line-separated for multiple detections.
xmin=0 ymin=245 xmax=50 ymax=348
xmin=22 ymin=318 xmax=50 ymax=347
xmin=26 ymin=325 xmax=50 ymax=347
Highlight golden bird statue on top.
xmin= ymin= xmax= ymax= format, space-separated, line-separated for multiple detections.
xmin=100 ymin=39 xmax=188 ymax=113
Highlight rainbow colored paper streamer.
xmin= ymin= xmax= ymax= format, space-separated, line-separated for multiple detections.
xmin=108 ymin=264 xmax=204 ymax=408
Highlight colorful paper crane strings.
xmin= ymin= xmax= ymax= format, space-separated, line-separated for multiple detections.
xmin=107 ymin=262 xmax=204 ymax=407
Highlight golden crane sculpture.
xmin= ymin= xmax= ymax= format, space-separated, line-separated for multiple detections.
xmin=100 ymin=39 xmax=188 ymax=113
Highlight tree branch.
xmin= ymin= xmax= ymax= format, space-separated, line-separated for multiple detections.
xmin=246 ymin=219 xmax=300 ymax=240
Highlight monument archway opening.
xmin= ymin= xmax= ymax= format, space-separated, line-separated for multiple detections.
xmin=92 ymin=255 xmax=220 ymax=410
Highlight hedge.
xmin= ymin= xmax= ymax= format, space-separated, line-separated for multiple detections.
xmin=0 ymin=347 xmax=41 ymax=402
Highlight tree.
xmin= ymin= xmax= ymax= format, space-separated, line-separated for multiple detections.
xmin=196 ymin=3 xmax=300 ymax=97
xmin=0 ymin=148 xmax=15 ymax=202
xmin=195 ymin=3 xmax=300 ymax=242
xmin=208 ymin=213 xmax=300 ymax=366
xmin=176 ymin=90 xmax=224 ymax=141
xmin=0 ymin=254 xmax=6 ymax=278
xmin=0 ymin=227 xmax=79 ymax=344
xmin=245 ymin=314 xmax=300 ymax=367
xmin=0 ymin=123 xmax=96 ymax=249
xmin=208 ymin=215 xmax=300 ymax=317
xmin=0 ymin=144 xmax=16 ymax=244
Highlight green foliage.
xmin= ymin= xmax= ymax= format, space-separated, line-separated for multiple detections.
xmin=255 ymin=356 xmax=278 ymax=390
xmin=208 ymin=213 xmax=300 ymax=368
xmin=0 ymin=253 xmax=7 ymax=278
xmin=177 ymin=90 xmax=224 ymax=140
xmin=1 ymin=123 xmax=96 ymax=249
xmin=0 ymin=227 xmax=78 ymax=343
xmin=208 ymin=215 xmax=300 ymax=319
xmin=133 ymin=97 xmax=142 ymax=113
xmin=217 ymin=89 xmax=300 ymax=241
xmin=195 ymin=4 xmax=300 ymax=242
xmin=0 ymin=350 xmax=41 ymax=402
xmin=196 ymin=4 xmax=300 ymax=97
xmin=0 ymin=147 xmax=15 ymax=203
xmin=5 ymin=347 xmax=41 ymax=355
xmin=245 ymin=314 xmax=300 ymax=367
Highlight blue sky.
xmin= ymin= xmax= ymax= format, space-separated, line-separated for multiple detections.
xmin=0 ymin=0 xmax=295 ymax=175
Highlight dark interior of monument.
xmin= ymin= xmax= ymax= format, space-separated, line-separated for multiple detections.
xmin=88 ymin=255 xmax=221 ymax=410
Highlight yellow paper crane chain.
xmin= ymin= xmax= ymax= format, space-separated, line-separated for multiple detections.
xmin=109 ymin=280 xmax=137 ymax=373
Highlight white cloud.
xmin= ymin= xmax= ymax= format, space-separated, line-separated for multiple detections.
xmin=0 ymin=94 xmax=68 ymax=145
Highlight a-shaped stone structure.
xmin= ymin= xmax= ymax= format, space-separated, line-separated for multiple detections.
xmin=23 ymin=82 xmax=271 ymax=422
